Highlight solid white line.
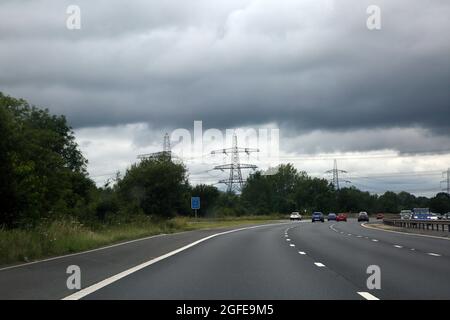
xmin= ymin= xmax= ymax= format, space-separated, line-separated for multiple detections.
xmin=357 ymin=292 xmax=380 ymax=300
xmin=314 ymin=262 xmax=325 ymax=267
xmin=361 ymin=222 xmax=450 ymax=241
xmin=298 ymin=251 xmax=306 ymax=255
xmin=62 ymin=222 xmax=288 ymax=300
xmin=427 ymin=253 xmax=441 ymax=257
xmin=290 ymin=244 xmax=295 ymax=247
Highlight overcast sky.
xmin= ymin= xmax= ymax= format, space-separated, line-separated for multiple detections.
xmin=1 ymin=0 xmax=449 ymax=196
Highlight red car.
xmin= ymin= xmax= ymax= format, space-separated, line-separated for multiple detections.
xmin=376 ymin=213 xmax=384 ymax=220
xmin=336 ymin=213 xmax=347 ymax=222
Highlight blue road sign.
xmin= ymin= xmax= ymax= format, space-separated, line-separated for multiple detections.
xmin=191 ymin=197 xmax=200 ymax=210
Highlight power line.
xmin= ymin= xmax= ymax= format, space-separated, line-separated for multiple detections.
xmin=442 ymin=168 xmax=450 ymax=195
xmin=137 ymin=133 xmax=173 ymax=160
xmin=276 ymin=150 xmax=450 ymax=161
xmin=325 ymin=159 xmax=349 ymax=190
xmin=211 ymin=132 xmax=259 ymax=193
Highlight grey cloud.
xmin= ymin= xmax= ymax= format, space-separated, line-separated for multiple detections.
xmin=0 ymin=0 xmax=449 ymax=154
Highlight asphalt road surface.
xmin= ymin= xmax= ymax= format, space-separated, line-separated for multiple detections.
xmin=1 ymin=220 xmax=450 ymax=300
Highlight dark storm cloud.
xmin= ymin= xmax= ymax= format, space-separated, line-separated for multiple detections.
xmin=1 ymin=0 xmax=449 ymax=145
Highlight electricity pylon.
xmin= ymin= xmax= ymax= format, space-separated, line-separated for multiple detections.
xmin=442 ymin=168 xmax=450 ymax=195
xmin=137 ymin=133 xmax=172 ymax=160
xmin=325 ymin=159 xmax=348 ymax=190
xmin=211 ymin=133 xmax=259 ymax=193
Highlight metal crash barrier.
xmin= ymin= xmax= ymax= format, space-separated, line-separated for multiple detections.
xmin=383 ymin=218 xmax=450 ymax=232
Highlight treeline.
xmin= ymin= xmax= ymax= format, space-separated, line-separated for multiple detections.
xmin=1 ymin=92 xmax=450 ymax=229
xmin=240 ymin=164 xmax=450 ymax=215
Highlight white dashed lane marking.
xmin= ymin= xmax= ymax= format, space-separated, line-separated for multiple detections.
xmin=357 ymin=292 xmax=380 ymax=300
xmin=314 ymin=262 xmax=326 ymax=267
xmin=427 ymin=253 xmax=441 ymax=257
xmin=371 ymin=239 xmax=378 ymax=242
xmin=394 ymin=245 xmax=403 ymax=248
xmin=298 ymin=251 xmax=306 ymax=255
xmin=290 ymin=244 xmax=295 ymax=247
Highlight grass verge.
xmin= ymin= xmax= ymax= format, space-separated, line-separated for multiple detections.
xmin=0 ymin=215 xmax=283 ymax=267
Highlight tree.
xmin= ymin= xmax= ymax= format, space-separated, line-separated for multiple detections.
xmin=117 ymin=156 xmax=190 ymax=217
xmin=429 ymin=193 xmax=450 ymax=214
xmin=0 ymin=92 xmax=95 ymax=227
xmin=378 ymin=191 xmax=400 ymax=213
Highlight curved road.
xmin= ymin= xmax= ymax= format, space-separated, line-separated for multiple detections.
xmin=84 ymin=220 xmax=450 ymax=300
xmin=1 ymin=220 xmax=450 ymax=299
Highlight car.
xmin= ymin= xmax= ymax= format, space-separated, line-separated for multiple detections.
xmin=312 ymin=212 xmax=324 ymax=222
xmin=400 ymin=210 xmax=412 ymax=220
xmin=290 ymin=212 xmax=302 ymax=221
xmin=336 ymin=213 xmax=347 ymax=222
xmin=327 ymin=213 xmax=337 ymax=221
xmin=429 ymin=213 xmax=438 ymax=220
xmin=357 ymin=211 xmax=369 ymax=222
xmin=376 ymin=213 xmax=384 ymax=220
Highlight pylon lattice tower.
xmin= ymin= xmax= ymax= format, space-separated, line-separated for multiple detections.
xmin=325 ymin=159 xmax=348 ymax=190
xmin=137 ymin=133 xmax=172 ymax=160
xmin=442 ymin=168 xmax=450 ymax=195
xmin=211 ymin=133 xmax=259 ymax=193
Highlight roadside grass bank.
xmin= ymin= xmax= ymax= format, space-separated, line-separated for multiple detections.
xmin=0 ymin=215 xmax=284 ymax=267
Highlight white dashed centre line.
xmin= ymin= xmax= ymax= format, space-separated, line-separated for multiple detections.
xmin=314 ymin=262 xmax=326 ymax=267
xmin=394 ymin=245 xmax=403 ymax=248
xmin=357 ymin=235 xmax=362 ymax=238
xmin=290 ymin=244 xmax=295 ymax=247
xmin=298 ymin=251 xmax=306 ymax=255
xmin=372 ymin=239 xmax=378 ymax=242
xmin=286 ymin=239 xmax=291 ymax=242
xmin=427 ymin=253 xmax=441 ymax=257
xmin=357 ymin=292 xmax=380 ymax=300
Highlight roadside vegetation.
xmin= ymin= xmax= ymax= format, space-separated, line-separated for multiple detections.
xmin=1 ymin=92 xmax=449 ymax=265
xmin=0 ymin=215 xmax=281 ymax=266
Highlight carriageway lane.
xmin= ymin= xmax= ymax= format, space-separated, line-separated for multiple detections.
xmin=84 ymin=222 xmax=366 ymax=299
xmin=335 ymin=221 xmax=450 ymax=257
xmin=0 ymin=225 xmax=283 ymax=299
xmin=287 ymin=220 xmax=450 ymax=299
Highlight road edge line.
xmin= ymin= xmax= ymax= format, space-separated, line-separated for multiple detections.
xmin=361 ymin=222 xmax=450 ymax=241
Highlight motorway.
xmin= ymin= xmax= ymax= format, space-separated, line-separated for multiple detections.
xmin=1 ymin=220 xmax=450 ymax=300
